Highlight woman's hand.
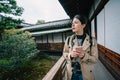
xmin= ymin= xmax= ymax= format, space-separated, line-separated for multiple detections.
xmin=76 ymin=47 xmax=85 ymax=58
xmin=70 ymin=48 xmax=79 ymax=58
xmin=71 ymin=51 xmax=79 ymax=58
xmin=70 ymin=46 xmax=85 ymax=58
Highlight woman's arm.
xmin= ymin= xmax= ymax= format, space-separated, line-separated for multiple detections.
xmin=81 ymin=38 xmax=98 ymax=63
xmin=63 ymin=37 xmax=69 ymax=59
xmin=63 ymin=36 xmax=74 ymax=61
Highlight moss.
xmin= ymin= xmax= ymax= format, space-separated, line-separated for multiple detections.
xmin=0 ymin=55 xmax=58 ymax=80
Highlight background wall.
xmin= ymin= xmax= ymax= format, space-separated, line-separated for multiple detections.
xmin=97 ymin=9 xmax=105 ymax=46
xmin=96 ymin=0 xmax=120 ymax=54
xmin=105 ymin=0 xmax=120 ymax=54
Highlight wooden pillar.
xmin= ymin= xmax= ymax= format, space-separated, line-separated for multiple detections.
xmin=41 ymin=35 xmax=43 ymax=43
xmin=94 ymin=17 xmax=97 ymax=39
xmin=47 ymin=34 xmax=48 ymax=43
xmin=62 ymin=32 xmax=64 ymax=43
xmin=52 ymin=33 xmax=54 ymax=43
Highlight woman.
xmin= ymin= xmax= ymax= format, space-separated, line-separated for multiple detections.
xmin=63 ymin=14 xmax=98 ymax=80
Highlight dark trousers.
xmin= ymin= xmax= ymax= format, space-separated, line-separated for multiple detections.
xmin=71 ymin=71 xmax=83 ymax=80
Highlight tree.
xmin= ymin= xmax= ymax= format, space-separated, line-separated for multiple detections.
xmin=0 ymin=0 xmax=24 ymax=29
xmin=0 ymin=29 xmax=39 ymax=68
xmin=36 ymin=20 xmax=45 ymax=25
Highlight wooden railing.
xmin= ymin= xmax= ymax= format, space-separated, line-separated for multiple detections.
xmin=43 ymin=44 xmax=120 ymax=80
xmin=42 ymin=56 xmax=67 ymax=80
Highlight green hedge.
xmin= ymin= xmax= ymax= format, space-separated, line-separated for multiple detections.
xmin=0 ymin=29 xmax=39 ymax=68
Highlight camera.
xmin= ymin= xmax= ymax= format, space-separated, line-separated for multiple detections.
xmin=71 ymin=61 xmax=81 ymax=73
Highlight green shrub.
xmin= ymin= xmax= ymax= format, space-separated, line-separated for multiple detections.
xmin=0 ymin=29 xmax=39 ymax=68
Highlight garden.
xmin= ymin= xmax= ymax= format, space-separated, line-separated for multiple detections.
xmin=0 ymin=29 xmax=58 ymax=80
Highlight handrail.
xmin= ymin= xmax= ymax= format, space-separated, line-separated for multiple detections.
xmin=42 ymin=56 xmax=67 ymax=80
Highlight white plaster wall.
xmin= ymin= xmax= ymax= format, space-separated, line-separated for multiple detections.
xmin=48 ymin=34 xmax=53 ymax=43
xmin=97 ymin=9 xmax=105 ymax=46
xmin=54 ymin=33 xmax=62 ymax=43
xmin=42 ymin=35 xmax=47 ymax=43
xmin=91 ymin=19 xmax=95 ymax=37
xmin=105 ymin=0 xmax=120 ymax=53
xmin=35 ymin=36 xmax=42 ymax=43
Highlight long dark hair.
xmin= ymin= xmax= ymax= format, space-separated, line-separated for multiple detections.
xmin=73 ymin=14 xmax=93 ymax=46
xmin=73 ymin=14 xmax=88 ymax=25
xmin=73 ymin=14 xmax=89 ymax=34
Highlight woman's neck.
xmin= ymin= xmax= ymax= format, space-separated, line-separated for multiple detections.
xmin=76 ymin=30 xmax=84 ymax=35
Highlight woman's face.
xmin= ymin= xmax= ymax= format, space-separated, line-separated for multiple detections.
xmin=72 ymin=18 xmax=85 ymax=33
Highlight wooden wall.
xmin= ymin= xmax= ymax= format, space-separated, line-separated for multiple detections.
xmin=37 ymin=43 xmax=64 ymax=51
xmin=98 ymin=44 xmax=120 ymax=79
xmin=37 ymin=43 xmax=64 ymax=56
xmin=35 ymin=31 xmax=72 ymax=55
